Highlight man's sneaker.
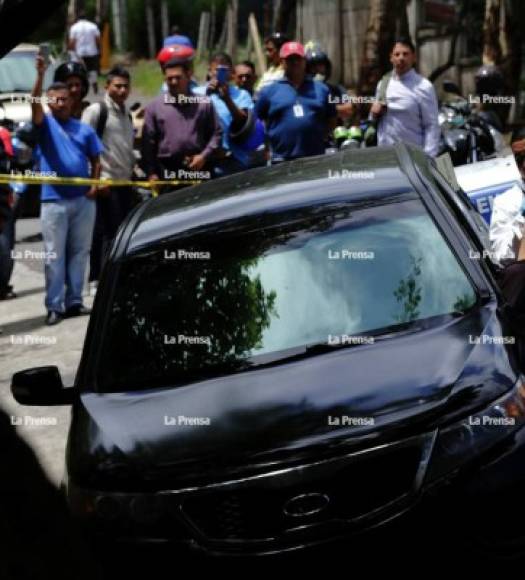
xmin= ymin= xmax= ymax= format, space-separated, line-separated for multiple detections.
xmin=89 ymin=281 xmax=98 ymax=297
xmin=45 ymin=311 xmax=62 ymax=326
xmin=0 ymin=285 xmax=16 ymax=300
xmin=64 ymin=304 xmax=92 ymax=318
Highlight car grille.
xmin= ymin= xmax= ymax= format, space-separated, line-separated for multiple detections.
xmin=180 ymin=441 xmax=427 ymax=542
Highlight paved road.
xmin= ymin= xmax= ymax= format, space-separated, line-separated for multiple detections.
xmin=0 ymin=218 xmax=91 ymax=486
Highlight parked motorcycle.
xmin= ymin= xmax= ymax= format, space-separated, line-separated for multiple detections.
xmin=439 ymin=80 xmax=505 ymax=166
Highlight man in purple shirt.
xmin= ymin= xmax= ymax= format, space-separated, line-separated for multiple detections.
xmin=142 ymin=57 xmax=222 ymax=186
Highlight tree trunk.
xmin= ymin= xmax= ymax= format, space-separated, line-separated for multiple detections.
xmin=217 ymin=5 xmax=228 ymax=51
xmin=272 ymin=0 xmax=282 ymax=32
xmin=226 ymin=0 xmax=238 ymax=60
xmin=197 ymin=11 xmax=211 ymax=59
xmin=209 ymin=0 xmax=216 ymax=49
xmin=145 ymin=0 xmax=157 ymax=59
xmin=111 ymin=0 xmax=122 ymax=52
xmin=119 ymin=0 xmax=128 ymax=52
xmin=161 ymin=0 xmax=169 ymax=43
xmin=482 ymin=0 xmax=521 ymax=124
xmin=357 ymin=0 xmax=410 ymax=97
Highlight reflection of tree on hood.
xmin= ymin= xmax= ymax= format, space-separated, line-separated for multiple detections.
xmin=103 ymin=255 xmax=277 ymax=390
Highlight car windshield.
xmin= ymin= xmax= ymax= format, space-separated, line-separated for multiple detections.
xmin=0 ymin=50 xmax=55 ymax=92
xmin=96 ymin=193 xmax=477 ymax=392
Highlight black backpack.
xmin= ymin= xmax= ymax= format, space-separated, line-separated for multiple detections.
xmin=95 ymin=101 xmax=133 ymax=138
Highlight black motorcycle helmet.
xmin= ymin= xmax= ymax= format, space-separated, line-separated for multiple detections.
xmin=475 ymin=65 xmax=504 ymax=97
xmin=305 ymin=43 xmax=332 ymax=79
xmin=53 ymin=61 xmax=89 ymax=99
xmin=264 ymin=32 xmax=290 ymax=52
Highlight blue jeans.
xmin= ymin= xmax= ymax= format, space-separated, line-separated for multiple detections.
xmin=40 ymin=197 xmax=95 ymax=313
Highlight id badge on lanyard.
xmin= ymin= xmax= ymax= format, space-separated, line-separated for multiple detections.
xmin=293 ymin=102 xmax=304 ymax=118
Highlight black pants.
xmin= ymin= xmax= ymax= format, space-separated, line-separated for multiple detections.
xmin=89 ymin=187 xmax=135 ymax=282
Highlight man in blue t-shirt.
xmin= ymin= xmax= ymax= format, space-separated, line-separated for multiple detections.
xmin=255 ymin=41 xmax=337 ymax=163
xmin=194 ymin=52 xmax=259 ymax=175
xmin=32 ymin=54 xmax=103 ymax=325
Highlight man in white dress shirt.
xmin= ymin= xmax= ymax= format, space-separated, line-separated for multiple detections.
xmin=370 ymin=37 xmax=440 ymax=157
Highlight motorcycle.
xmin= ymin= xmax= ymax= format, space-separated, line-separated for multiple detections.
xmin=332 ymin=120 xmax=377 ymax=151
xmin=439 ymin=80 xmax=505 ymax=166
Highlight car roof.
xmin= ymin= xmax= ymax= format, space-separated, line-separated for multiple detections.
xmin=9 ymin=44 xmax=39 ymax=53
xmin=125 ymin=144 xmax=420 ymax=255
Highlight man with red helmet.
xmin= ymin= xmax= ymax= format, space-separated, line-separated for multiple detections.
xmin=157 ymin=44 xmax=197 ymax=94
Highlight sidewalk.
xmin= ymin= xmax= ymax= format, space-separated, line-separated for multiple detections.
xmin=0 ymin=218 xmax=93 ymax=486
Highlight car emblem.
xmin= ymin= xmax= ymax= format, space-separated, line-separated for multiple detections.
xmin=283 ymin=492 xmax=330 ymax=518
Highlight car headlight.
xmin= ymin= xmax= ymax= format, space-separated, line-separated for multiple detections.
xmin=426 ymin=376 xmax=525 ymax=484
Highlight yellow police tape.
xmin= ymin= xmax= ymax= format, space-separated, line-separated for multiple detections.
xmin=0 ymin=173 xmax=202 ymax=198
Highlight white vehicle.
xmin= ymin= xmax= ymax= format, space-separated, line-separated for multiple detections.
xmin=0 ymin=43 xmax=56 ymax=127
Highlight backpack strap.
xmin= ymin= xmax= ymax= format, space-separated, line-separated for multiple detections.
xmin=377 ymin=72 xmax=392 ymax=104
xmin=96 ymin=101 xmax=109 ymax=139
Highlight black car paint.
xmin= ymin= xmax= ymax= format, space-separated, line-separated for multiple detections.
xmin=18 ymin=145 xmax=525 ymax=555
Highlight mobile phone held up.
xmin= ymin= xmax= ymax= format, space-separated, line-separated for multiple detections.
xmin=39 ymin=42 xmax=51 ymax=66
xmin=216 ymin=65 xmax=228 ymax=84
xmin=207 ymin=65 xmax=229 ymax=95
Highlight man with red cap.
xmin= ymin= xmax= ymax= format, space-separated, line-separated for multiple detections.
xmin=255 ymin=41 xmax=337 ymax=163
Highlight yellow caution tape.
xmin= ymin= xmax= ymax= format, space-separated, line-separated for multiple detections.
xmin=0 ymin=173 xmax=202 ymax=198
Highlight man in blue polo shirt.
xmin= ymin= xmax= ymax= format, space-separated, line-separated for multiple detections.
xmin=255 ymin=41 xmax=337 ymax=162
xmin=193 ymin=52 xmax=258 ymax=175
xmin=32 ymin=54 xmax=103 ymax=325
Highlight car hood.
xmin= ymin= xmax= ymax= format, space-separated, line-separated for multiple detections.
xmin=70 ymin=303 xmax=519 ymax=489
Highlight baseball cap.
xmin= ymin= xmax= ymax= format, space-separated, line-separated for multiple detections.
xmin=279 ymin=41 xmax=305 ymax=59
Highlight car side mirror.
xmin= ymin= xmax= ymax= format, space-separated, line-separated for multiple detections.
xmin=443 ymin=80 xmax=461 ymax=95
xmin=11 ymin=366 xmax=75 ymax=406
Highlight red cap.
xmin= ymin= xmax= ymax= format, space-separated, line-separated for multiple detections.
xmin=279 ymin=41 xmax=305 ymax=59
xmin=157 ymin=44 xmax=195 ymax=65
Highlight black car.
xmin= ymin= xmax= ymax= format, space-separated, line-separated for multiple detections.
xmin=12 ymin=145 xmax=525 ymax=560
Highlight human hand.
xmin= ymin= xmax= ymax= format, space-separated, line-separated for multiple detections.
xmin=370 ymin=101 xmax=386 ymax=118
xmin=86 ymin=187 xmax=98 ymax=199
xmin=35 ymin=55 xmax=47 ymax=77
xmin=187 ymin=154 xmax=206 ymax=171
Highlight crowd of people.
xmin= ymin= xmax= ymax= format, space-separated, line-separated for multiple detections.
xmin=0 ymin=15 xmax=479 ymax=328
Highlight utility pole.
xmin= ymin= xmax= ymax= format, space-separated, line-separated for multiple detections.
xmin=145 ymin=0 xmax=157 ymax=58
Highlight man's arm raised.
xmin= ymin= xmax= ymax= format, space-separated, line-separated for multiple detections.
xmin=32 ymin=55 xmax=47 ymax=127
